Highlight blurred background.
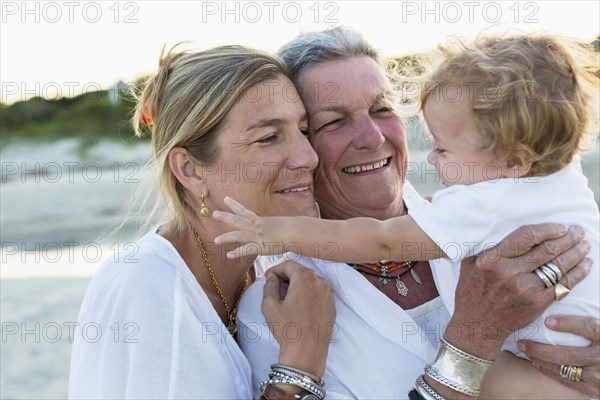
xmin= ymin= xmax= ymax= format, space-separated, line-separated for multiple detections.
xmin=1 ymin=1 xmax=598 ymax=398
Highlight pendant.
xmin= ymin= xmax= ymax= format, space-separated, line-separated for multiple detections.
xmin=396 ymin=278 xmax=409 ymax=296
xmin=410 ymin=267 xmax=423 ymax=285
xmin=378 ymin=265 xmax=391 ymax=285
xmin=226 ymin=324 xmax=238 ymax=336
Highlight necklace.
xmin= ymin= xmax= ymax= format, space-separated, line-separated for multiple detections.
xmin=351 ymin=260 xmax=422 ymax=297
xmin=193 ymin=228 xmax=249 ymax=336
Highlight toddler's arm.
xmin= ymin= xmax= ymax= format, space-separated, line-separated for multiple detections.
xmin=214 ymin=196 xmax=445 ymax=262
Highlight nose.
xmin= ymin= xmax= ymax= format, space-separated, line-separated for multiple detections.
xmin=426 ymin=148 xmax=436 ymax=166
xmin=288 ymin=130 xmax=319 ymax=172
xmin=351 ymin=115 xmax=385 ymax=150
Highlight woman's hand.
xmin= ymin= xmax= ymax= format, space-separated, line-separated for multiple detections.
xmin=260 ymin=261 xmax=336 ymax=378
xmin=448 ymin=223 xmax=591 ymax=360
xmin=520 ymin=315 xmax=600 ymax=398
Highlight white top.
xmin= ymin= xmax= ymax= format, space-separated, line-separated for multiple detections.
xmin=237 ymin=182 xmax=452 ymax=398
xmin=68 ymin=229 xmax=253 ymax=399
xmin=409 ymin=157 xmax=600 ymax=356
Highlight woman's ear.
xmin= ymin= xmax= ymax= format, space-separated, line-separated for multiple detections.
xmin=168 ymin=147 xmax=206 ymax=199
xmin=503 ymin=150 xmax=533 ymax=178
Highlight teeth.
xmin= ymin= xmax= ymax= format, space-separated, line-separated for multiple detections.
xmin=343 ymin=158 xmax=389 ymax=174
xmin=279 ymin=186 xmax=309 ymax=194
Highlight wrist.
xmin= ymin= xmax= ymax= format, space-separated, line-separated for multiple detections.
xmin=445 ymin=315 xmax=504 ymax=360
xmin=278 ymin=349 xmax=327 ymax=378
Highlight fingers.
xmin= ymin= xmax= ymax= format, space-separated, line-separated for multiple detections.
xmin=521 ymin=341 xmax=599 ymax=366
xmin=265 ymin=261 xmax=304 ymax=281
xmin=545 ymin=315 xmax=600 ymax=344
xmin=523 ymin=227 xmax=587 ymax=272
xmin=214 ymin=230 xmax=258 ymax=245
xmin=559 ymin=257 xmax=593 ymax=291
xmin=223 ymin=196 xmax=258 ymax=219
xmin=262 ymin=273 xmax=281 ymax=311
xmin=493 ymin=223 xmax=571 ymax=258
xmin=533 ymin=363 xmax=598 ymax=397
xmin=224 ymin=243 xmax=259 ymax=259
xmin=212 ymin=210 xmax=253 ymax=230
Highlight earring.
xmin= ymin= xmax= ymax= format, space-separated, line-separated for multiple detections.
xmin=200 ymin=193 xmax=209 ymax=217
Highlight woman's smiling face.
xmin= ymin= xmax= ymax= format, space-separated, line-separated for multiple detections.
xmin=298 ymin=56 xmax=409 ymax=220
xmin=206 ymin=74 xmax=319 ymax=219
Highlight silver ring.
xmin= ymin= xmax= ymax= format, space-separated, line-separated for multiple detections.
xmin=534 ymin=268 xmax=553 ymax=287
xmin=544 ymin=262 xmax=562 ymax=281
xmin=540 ymin=265 xmax=558 ymax=286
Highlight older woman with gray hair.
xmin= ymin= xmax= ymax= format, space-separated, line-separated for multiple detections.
xmin=237 ymin=27 xmax=600 ymax=399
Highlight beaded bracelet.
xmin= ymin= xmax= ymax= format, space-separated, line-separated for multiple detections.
xmin=271 ymin=364 xmax=325 ymax=387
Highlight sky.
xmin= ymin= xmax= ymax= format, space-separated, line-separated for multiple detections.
xmin=1 ymin=0 xmax=599 ymax=104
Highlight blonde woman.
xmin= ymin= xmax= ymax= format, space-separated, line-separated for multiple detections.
xmin=68 ymin=46 xmax=335 ymax=399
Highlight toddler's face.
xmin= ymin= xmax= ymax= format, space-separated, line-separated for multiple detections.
xmin=423 ymin=88 xmax=501 ymax=187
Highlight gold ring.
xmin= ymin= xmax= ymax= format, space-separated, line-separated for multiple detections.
xmin=554 ymin=283 xmax=570 ymax=301
xmin=560 ymin=365 xmax=583 ymax=382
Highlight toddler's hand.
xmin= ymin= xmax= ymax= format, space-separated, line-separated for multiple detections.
xmin=213 ymin=196 xmax=265 ymax=259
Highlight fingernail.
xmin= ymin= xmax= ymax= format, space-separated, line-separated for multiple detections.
xmin=557 ymin=224 xmax=569 ymax=235
xmin=574 ymin=225 xmax=585 ymax=237
xmin=546 ymin=317 xmax=557 ymax=328
xmin=517 ymin=342 xmax=526 ymax=352
xmin=583 ymin=240 xmax=591 ymax=251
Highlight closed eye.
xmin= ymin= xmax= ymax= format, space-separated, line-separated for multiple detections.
xmin=256 ymin=134 xmax=277 ymax=144
xmin=317 ymin=118 xmax=342 ymax=131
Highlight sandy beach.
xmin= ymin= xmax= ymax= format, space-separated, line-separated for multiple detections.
xmin=1 ymin=138 xmax=598 ymax=399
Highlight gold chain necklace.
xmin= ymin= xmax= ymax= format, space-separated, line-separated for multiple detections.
xmin=193 ymin=228 xmax=249 ymax=336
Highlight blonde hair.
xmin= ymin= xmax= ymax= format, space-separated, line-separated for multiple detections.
xmin=127 ymin=44 xmax=288 ymax=235
xmin=420 ymin=34 xmax=599 ymax=175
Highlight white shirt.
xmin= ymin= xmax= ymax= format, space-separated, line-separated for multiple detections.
xmin=68 ymin=229 xmax=253 ymax=399
xmin=409 ymin=157 xmax=600 ymax=356
xmin=237 ymin=182 xmax=451 ymax=398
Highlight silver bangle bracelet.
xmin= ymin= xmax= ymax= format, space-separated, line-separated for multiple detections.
xmin=416 ymin=375 xmax=447 ymax=400
xmin=424 ymin=337 xmax=494 ymax=397
xmin=440 ymin=337 xmax=494 ymax=367
xmin=271 ymin=363 xmax=325 ymax=387
xmin=270 ymin=366 xmax=324 ymax=390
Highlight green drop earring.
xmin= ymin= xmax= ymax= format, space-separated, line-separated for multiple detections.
xmin=200 ymin=193 xmax=210 ymax=217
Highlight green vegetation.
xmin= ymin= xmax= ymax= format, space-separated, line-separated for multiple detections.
xmin=2 ymin=35 xmax=597 ymax=147
xmin=0 ymin=78 xmax=148 ymax=146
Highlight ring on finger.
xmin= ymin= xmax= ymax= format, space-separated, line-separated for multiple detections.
xmin=535 ymin=268 xmax=553 ymax=287
xmin=544 ymin=262 xmax=562 ymax=281
xmin=560 ymin=365 xmax=583 ymax=382
xmin=554 ymin=282 xmax=571 ymax=301
xmin=540 ymin=265 xmax=559 ymax=285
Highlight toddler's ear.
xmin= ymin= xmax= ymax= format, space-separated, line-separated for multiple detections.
xmin=504 ymin=150 xmax=532 ymax=178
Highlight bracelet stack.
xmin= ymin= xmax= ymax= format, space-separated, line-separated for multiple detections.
xmin=414 ymin=375 xmax=446 ymax=400
xmin=259 ymin=363 xmax=326 ymax=400
xmin=423 ymin=337 xmax=494 ymax=398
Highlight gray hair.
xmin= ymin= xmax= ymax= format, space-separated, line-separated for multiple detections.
xmin=277 ymin=26 xmax=381 ymax=83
